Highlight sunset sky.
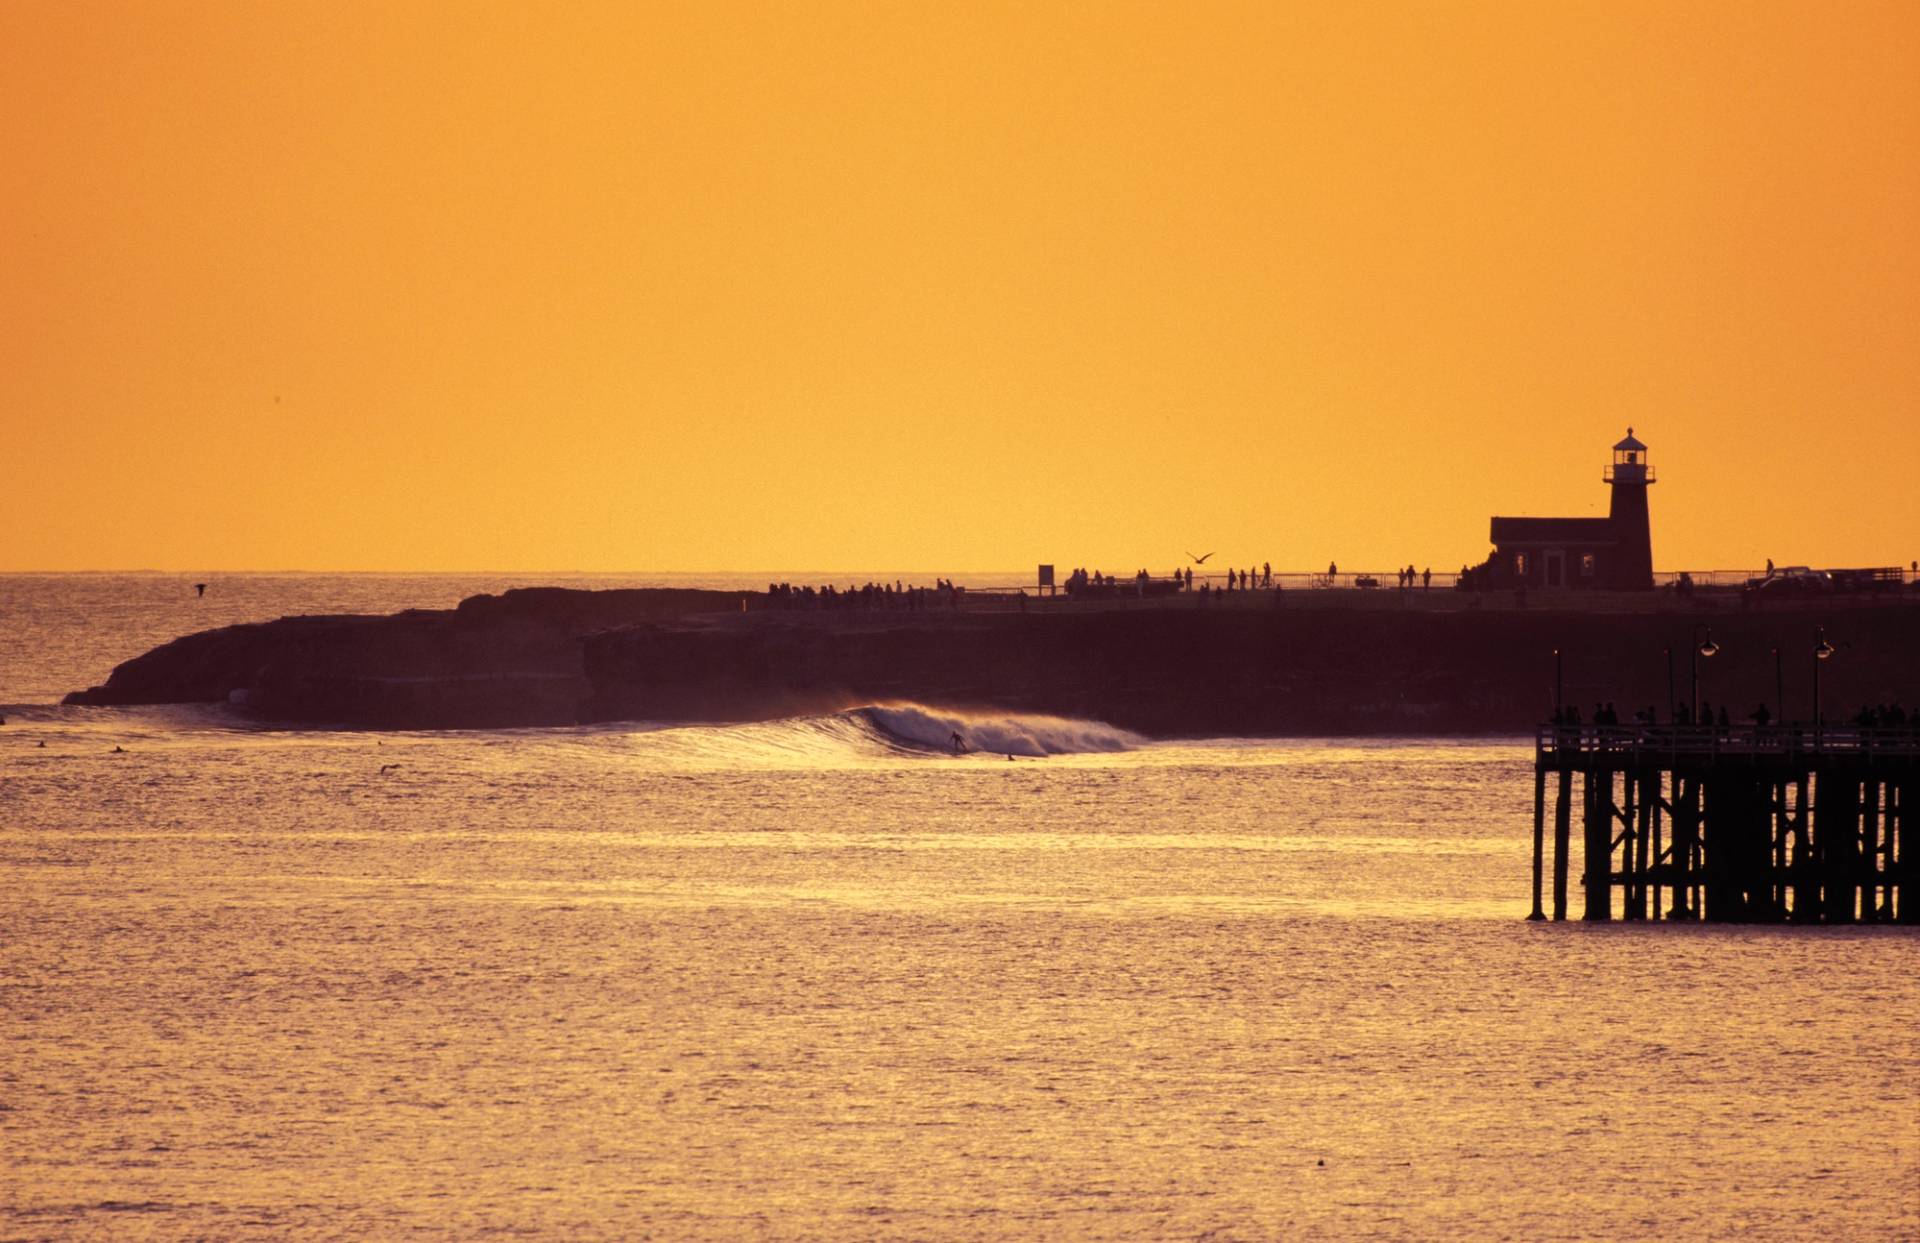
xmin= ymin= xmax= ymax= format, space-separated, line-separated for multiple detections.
xmin=4 ymin=1 xmax=1916 ymax=573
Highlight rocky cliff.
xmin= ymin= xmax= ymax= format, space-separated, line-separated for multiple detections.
xmin=65 ymin=588 xmax=1920 ymax=735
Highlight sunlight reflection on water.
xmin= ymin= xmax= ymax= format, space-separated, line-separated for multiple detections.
xmin=5 ymin=709 xmax=1916 ymax=1241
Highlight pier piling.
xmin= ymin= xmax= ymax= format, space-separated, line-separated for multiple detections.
xmin=1533 ymin=724 xmax=1914 ymax=924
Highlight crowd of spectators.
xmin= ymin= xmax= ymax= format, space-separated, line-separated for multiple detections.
xmin=765 ymin=579 xmax=963 ymax=611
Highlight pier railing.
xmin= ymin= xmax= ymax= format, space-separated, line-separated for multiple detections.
xmin=1537 ymin=724 xmax=1920 ymax=760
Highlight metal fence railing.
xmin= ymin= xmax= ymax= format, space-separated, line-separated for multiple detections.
xmin=756 ymin=567 xmax=1918 ymax=613
xmin=1536 ymin=724 xmax=1920 ymax=758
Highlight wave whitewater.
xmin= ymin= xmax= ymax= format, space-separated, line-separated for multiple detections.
xmin=856 ymin=704 xmax=1142 ymax=756
xmin=625 ymin=703 xmax=1143 ymax=765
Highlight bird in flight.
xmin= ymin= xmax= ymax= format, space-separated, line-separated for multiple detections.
xmin=1186 ymin=551 xmax=1214 ymax=565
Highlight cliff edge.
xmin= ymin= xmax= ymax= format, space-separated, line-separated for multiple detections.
xmin=65 ymin=588 xmax=1920 ymax=735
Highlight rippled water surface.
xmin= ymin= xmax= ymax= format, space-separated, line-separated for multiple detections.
xmin=1 ymin=576 xmax=1914 ymax=1240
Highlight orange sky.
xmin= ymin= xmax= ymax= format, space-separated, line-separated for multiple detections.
xmin=3 ymin=1 xmax=1916 ymax=573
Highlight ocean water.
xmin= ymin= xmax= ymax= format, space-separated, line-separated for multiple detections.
xmin=1 ymin=575 xmax=1914 ymax=1240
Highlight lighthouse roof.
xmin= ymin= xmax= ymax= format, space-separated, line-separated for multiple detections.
xmin=1490 ymin=516 xmax=1617 ymax=547
xmin=1613 ymin=428 xmax=1647 ymax=452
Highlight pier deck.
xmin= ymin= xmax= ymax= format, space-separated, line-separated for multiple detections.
xmin=1531 ymin=725 xmax=1915 ymax=923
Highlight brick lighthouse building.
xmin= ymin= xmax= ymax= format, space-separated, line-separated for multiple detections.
xmin=1484 ymin=430 xmax=1656 ymax=591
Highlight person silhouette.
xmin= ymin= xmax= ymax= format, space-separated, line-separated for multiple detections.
xmin=195 ymin=583 xmax=207 ymax=597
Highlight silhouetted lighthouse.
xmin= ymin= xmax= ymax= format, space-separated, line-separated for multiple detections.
xmin=1605 ymin=429 xmax=1654 ymax=590
xmin=1486 ymin=429 xmax=1658 ymax=591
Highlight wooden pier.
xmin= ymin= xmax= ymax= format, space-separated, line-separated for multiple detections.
xmin=1531 ymin=725 xmax=1915 ymax=923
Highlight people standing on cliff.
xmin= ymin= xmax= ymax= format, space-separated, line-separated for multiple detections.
xmin=1262 ymin=562 xmax=1272 ymax=588
xmin=1328 ymin=561 xmax=1338 ymax=580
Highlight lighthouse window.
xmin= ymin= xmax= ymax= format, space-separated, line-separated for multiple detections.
xmin=1626 ymin=451 xmax=1638 ymax=464
xmin=1580 ymin=554 xmax=1596 ymax=577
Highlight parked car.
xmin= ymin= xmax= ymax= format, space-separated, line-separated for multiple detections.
xmin=1744 ymin=566 xmax=1832 ymax=596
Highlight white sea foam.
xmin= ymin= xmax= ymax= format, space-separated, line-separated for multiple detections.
xmin=856 ymin=703 xmax=1143 ymax=757
xmin=616 ymin=703 xmax=1142 ymax=766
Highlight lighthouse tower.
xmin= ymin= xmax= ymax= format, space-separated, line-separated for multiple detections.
xmin=1605 ymin=429 xmax=1655 ymax=590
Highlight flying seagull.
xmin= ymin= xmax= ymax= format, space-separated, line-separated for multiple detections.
xmin=1186 ymin=551 xmax=1215 ymax=565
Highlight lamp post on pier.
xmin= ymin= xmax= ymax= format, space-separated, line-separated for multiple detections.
xmin=1814 ymin=627 xmax=1835 ymax=746
xmin=1553 ymin=649 xmax=1563 ymax=719
xmin=1772 ymin=647 xmax=1783 ymax=723
xmin=1691 ymin=624 xmax=1720 ymax=723
xmin=1664 ymin=647 xmax=1674 ymax=723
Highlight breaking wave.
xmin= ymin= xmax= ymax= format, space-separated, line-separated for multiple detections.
xmin=855 ymin=704 xmax=1141 ymax=757
xmin=622 ymin=703 xmax=1142 ymax=766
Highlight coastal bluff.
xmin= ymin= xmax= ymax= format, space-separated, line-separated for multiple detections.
xmin=64 ymin=587 xmax=1920 ymax=735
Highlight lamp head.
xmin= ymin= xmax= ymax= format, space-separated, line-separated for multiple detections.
xmin=1698 ymin=632 xmax=1720 ymax=658
xmin=1814 ymin=627 xmax=1835 ymax=660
